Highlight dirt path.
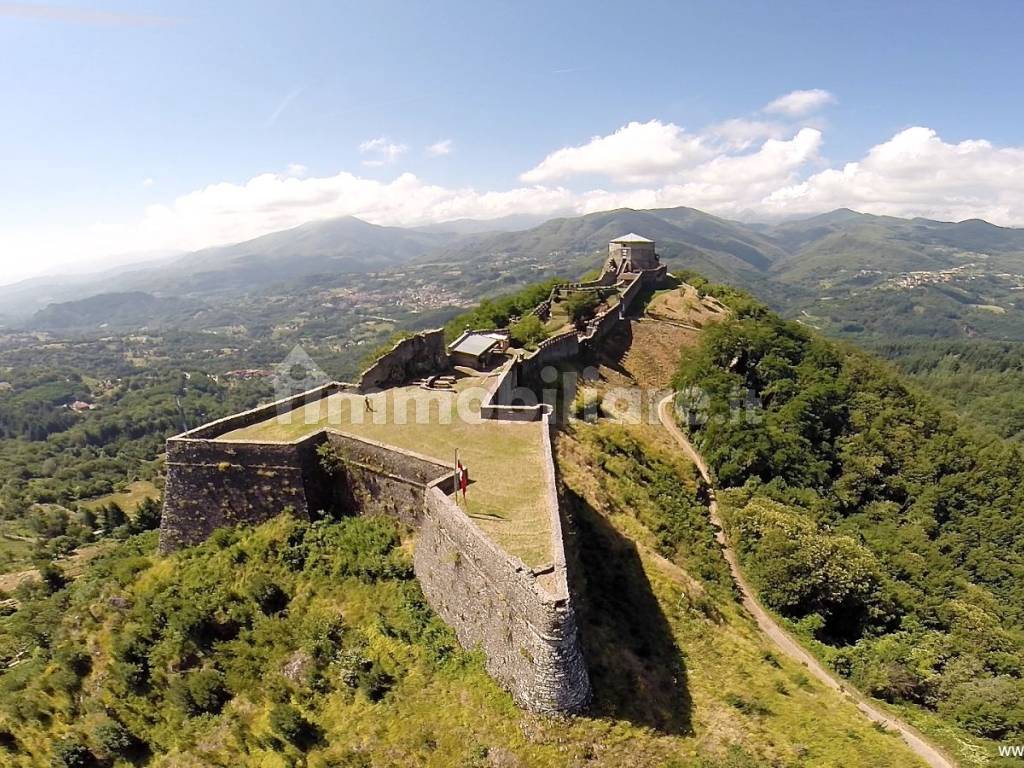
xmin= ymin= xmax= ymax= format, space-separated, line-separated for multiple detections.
xmin=657 ymin=395 xmax=957 ymax=768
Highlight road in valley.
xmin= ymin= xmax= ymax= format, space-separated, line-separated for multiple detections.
xmin=657 ymin=395 xmax=957 ymax=768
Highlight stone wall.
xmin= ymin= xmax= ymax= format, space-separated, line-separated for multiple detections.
xmin=415 ymin=483 xmax=591 ymax=713
xmin=359 ymin=329 xmax=449 ymax=390
xmin=479 ymin=361 xmax=544 ymax=421
xmin=159 ymin=432 xmax=330 ymax=552
xmin=323 ymin=432 xmax=451 ymax=527
xmin=180 ymin=382 xmax=356 ymax=440
xmin=520 ymin=330 xmax=579 ymax=382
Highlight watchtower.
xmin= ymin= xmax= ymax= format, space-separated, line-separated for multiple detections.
xmin=606 ymin=233 xmax=659 ymax=275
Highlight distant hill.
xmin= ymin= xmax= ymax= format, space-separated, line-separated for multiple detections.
xmin=411 ymin=212 xmax=555 ymax=234
xmin=110 ymin=216 xmax=459 ymax=299
xmin=422 ymin=207 xmax=786 ymax=289
xmin=30 ymin=291 xmax=204 ymax=332
xmin=3 ymin=217 xmax=464 ymax=323
xmin=10 ymin=205 xmax=1024 ymax=340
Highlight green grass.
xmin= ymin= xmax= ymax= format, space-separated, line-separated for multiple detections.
xmin=81 ymin=480 xmax=160 ymax=517
xmin=0 ymin=521 xmax=35 ymax=576
xmin=544 ymin=300 xmax=571 ymax=334
xmin=0 ymin=433 xmax=932 ymax=768
xmin=220 ymin=377 xmax=552 ymax=567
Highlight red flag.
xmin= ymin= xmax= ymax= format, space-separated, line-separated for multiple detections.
xmin=458 ymin=461 xmax=468 ymax=500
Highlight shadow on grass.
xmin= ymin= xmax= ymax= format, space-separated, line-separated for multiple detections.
xmin=564 ymin=487 xmax=693 ymax=735
xmin=589 ymin=320 xmax=635 ymax=382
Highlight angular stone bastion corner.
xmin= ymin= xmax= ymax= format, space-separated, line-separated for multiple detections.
xmin=159 ymin=381 xmax=592 ymax=715
xmin=158 ymin=262 xmax=671 ymax=713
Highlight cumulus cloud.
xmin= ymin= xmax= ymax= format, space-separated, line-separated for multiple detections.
xmin=703 ymin=118 xmax=788 ymax=151
xmin=359 ymin=136 xmax=407 ymax=166
xmin=426 ymin=139 xmax=453 ymax=157
xmin=764 ymin=126 xmax=1024 ymax=223
xmin=8 ymin=100 xmax=1024 ymax=283
xmin=763 ymin=89 xmax=836 ymax=117
xmin=520 ymin=120 xmax=711 ymax=184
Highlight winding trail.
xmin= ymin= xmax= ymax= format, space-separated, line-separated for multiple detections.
xmin=657 ymin=395 xmax=957 ymax=768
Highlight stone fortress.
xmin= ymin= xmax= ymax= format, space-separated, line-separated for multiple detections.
xmin=159 ymin=236 xmax=667 ymax=715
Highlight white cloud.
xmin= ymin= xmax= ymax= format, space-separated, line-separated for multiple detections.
xmin=703 ymin=118 xmax=788 ymax=151
xmin=520 ymin=120 xmax=711 ymax=184
xmin=142 ymin=177 xmax=154 ymax=188
xmin=426 ymin=139 xmax=453 ymax=157
xmin=764 ymin=126 xmax=1024 ymax=224
xmin=359 ymin=136 xmax=407 ymax=166
xmin=763 ymin=89 xmax=836 ymax=117
xmin=8 ymin=104 xmax=1024 ymax=284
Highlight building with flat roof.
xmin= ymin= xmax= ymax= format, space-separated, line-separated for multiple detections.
xmin=605 ymin=233 xmax=659 ymax=276
xmin=448 ymin=330 xmax=508 ymax=369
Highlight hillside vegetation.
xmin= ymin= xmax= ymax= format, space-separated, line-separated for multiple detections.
xmin=0 ymin=425 xmax=930 ymax=767
xmin=673 ymin=290 xmax=1024 ymax=761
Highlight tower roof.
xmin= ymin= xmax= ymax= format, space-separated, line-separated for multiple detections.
xmin=610 ymin=232 xmax=654 ymax=244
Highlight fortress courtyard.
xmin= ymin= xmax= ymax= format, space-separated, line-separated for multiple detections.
xmin=217 ymin=373 xmax=553 ymax=567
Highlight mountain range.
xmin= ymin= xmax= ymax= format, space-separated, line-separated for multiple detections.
xmin=6 ymin=206 xmax=1024 ymax=342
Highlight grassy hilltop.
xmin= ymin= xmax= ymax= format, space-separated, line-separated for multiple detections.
xmin=0 ymin=425 xmax=925 ymax=767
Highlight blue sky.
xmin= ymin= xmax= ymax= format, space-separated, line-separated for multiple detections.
xmin=2 ymin=0 xmax=1024 ymax=282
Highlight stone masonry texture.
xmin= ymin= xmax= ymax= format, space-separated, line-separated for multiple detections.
xmin=157 ymin=260 xmax=669 ymax=713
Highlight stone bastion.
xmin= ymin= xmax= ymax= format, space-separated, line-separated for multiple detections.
xmin=159 ymin=262 xmax=666 ymax=714
xmin=159 ymin=374 xmax=592 ymax=714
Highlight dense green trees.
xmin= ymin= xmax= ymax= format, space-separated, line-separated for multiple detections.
xmin=564 ymin=291 xmax=600 ymax=325
xmin=0 ymin=370 xmax=269 ymax=521
xmin=0 ymin=515 xmax=460 ymax=762
xmin=675 ymin=291 xmax=1024 ymax=741
xmin=443 ymin=278 xmax=561 ymax=341
xmin=873 ymin=339 xmax=1024 ymax=441
xmin=509 ymin=314 xmax=547 ymax=348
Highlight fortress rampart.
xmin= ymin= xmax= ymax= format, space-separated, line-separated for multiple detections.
xmin=161 ymin=432 xmax=331 ymax=552
xmin=160 ymin=401 xmax=592 ymax=714
xmin=359 ymin=328 xmax=448 ymax=390
xmin=160 ymin=236 xmax=667 ymax=715
xmin=414 ymin=412 xmax=589 ymax=713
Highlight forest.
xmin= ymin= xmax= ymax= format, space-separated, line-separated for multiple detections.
xmin=673 ymin=288 xmax=1024 ymax=744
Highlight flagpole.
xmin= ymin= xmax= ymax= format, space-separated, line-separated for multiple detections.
xmin=454 ymin=448 xmax=460 ymax=504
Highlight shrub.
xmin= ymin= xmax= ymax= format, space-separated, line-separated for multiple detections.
xmin=37 ymin=562 xmax=67 ymax=594
xmin=51 ymin=738 xmax=95 ymax=768
xmin=564 ymin=291 xmax=600 ymax=324
xmin=0 ymin=728 xmax=16 ymax=751
xmin=269 ymin=703 xmax=319 ymax=750
xmin=248 ymin=575 xmax=289 ymax=615
xmin=55 ymin=647 xmax=92 ymax=678
xmin=93 ymin=719 xmax=140 ymax=759
xmin=132 ymin=497 xmax=162 ymax=532
xmin=175 ymin=669 xmax=230 ymax=716
xmin=509 ymin=315 xmax=547 ymax=348
xmin=357 ymin=664 xmax=394 ymax=702
xmin=572 ymin=389 xmax=603 ymax=421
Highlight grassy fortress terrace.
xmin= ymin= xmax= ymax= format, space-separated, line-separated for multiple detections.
xmin=218 ymin=378 xmax=553 ymax=567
